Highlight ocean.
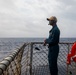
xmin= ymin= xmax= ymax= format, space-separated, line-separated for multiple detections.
xmin=0 ymin=38 xmax=76 ymax=43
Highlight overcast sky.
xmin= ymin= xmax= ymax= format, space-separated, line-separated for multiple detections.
xmin=0 ymin=0 xmax=76 ymax=38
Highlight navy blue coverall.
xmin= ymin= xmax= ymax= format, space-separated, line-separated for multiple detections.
xmin=45 ymin=24 xmax=60 ymax=75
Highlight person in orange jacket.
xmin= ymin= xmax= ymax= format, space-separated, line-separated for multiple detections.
xmin=67 ymin=42 xmax=76 ymax=65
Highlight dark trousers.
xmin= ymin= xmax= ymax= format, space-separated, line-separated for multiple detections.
xmin=48 ymin=45 xmax=59 ymax=75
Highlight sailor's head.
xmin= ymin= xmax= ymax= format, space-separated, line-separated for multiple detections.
xmin=47 ymin=16 xmax=57 ymax=25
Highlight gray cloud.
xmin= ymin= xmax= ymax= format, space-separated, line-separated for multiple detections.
xmin=0 ymin=0 xmax=76 ymax=37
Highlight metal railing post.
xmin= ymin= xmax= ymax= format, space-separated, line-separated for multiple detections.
xmin=66 ymin=43 xmax=70 ymax=75
xmin=30 ymin=43 xmax=33 ymax=75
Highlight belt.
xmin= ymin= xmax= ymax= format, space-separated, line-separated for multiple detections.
xmin=48 ymin=43 xmax=58 ymax=47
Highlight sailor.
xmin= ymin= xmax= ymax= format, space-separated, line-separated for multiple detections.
xmin=44 ymin=16 xmax=60 ymax=75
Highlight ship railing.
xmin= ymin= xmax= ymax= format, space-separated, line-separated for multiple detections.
xmin=0 ymin=43 xmax=27 ymax=75
xmin=0 ymin=42 xmax=76 ymax=75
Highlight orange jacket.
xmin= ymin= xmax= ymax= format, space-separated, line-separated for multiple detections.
xmin=67 ymin=42 xmax=76 ymax=65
